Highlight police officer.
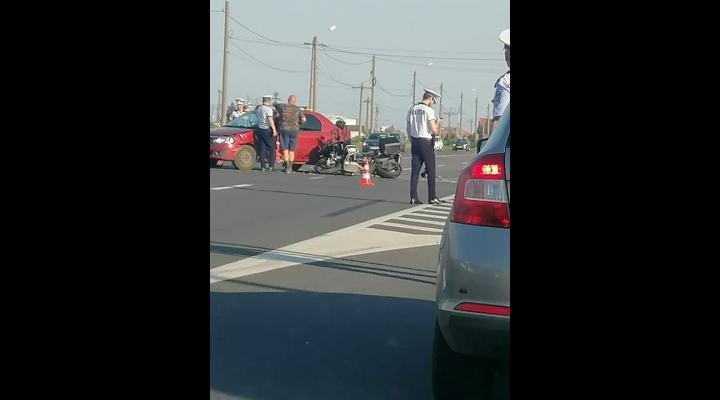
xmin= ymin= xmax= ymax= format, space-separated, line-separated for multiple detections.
xmin=407 ymin=89 xmax=441 ymax=205
xmin=492 ymin=28 xmax=510 ymax=130
xmin=255 ymin=95 xmax=278 ymax=172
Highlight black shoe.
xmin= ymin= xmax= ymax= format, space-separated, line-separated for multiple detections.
xmin=410 ymin=198 xmax=423 ymax=205
xmin=429 ymin=198 xmax=441 ymax=205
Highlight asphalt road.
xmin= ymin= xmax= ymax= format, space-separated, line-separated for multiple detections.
xmin=210 ymin=150 xmax=508 ymax=399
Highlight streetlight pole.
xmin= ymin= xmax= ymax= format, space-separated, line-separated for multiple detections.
xmin=221 ymin=0 xmax=230 ymax=125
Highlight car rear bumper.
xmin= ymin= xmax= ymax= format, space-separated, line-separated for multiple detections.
xmin=436 ymin=221 xmax=510 ymax=359
xmin=437 ymin=308 xmax=509 ymax=359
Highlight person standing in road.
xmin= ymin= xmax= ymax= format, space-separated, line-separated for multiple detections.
xmin=275 ymin=95 xmax=306 ymax=173
xmin=492 ymin=29 xmax=510 ymax=131
xmin=255 ymin=95 xmax=278 ymax=172
xmin=478 ymin=29 xmax=509 ymax=154
xmin=407 ymin=89 xmax=442 ymax=205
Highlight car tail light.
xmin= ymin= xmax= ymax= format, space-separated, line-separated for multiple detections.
xmin=451 ymin=153 xmax=509 ymax=228
xmin=454 ymin=302 xmax=510 ymax=316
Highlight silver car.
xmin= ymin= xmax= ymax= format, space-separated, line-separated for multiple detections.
xmin=432 ymin=106 xmax=510 ymax=399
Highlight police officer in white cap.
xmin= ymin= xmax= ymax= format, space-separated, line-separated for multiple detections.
xmin=492 ymin=29 xmax=510 ymax=131
xmin=255 ymin=95 xmax=278 ymax=171
xmin=407 ymin=89 xmax=441 ymax=205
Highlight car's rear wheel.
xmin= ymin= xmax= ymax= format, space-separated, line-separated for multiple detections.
xmin=232 ymin=145 xmax=256 ymax=170
xmin=291 ymin=164 xmax=303 ymax=172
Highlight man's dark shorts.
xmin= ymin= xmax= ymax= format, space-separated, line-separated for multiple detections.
xmin=279 ymin=129 xmax=299 ymax=151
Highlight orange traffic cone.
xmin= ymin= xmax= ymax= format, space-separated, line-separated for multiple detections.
xmin=359 ymin=157 xmax=374 ymax=187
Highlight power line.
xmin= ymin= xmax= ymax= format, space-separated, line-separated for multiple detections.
xmin=324 ymin=45 xmax=503 ymax=61
xmin=318 ymin=83 xmax=359 ymax=89
xmin=378 ymin=85 xmax=410 ymax=98
xmin=319 ymin=49 xmax=371 ymax=65
xmin=228 ymin=14 xmax=285 ymax=44
xmin=319 ymin=44 xmax=501 ymax=55
xmin=316 ymin=54 xmax=365 ymax=88
xmin=375 ymin=56 xmax=503 ymax=73
xmin=230 ymin=36 xmax=306 ymax=50
xmin=416 ymin=79 xmax=440 ymax=92
xmin=316 ymin=65 xmax=355 ymax=88
xmin=316 ymin=53 xmax=344 ymax=80
xmin=215 ymin=21 xmax=502 ymax=62
xmin=229 ymin=41 xmax=308 ymax=73
xmin=222 ymin=35 xmax=503 ymax=64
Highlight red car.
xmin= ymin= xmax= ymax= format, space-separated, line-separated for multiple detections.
xmin=210 ymin=110 xmax=348 ymax=171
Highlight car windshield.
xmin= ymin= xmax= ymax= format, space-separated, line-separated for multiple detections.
xmin=225 ymin=111 xmax=258 ymax=128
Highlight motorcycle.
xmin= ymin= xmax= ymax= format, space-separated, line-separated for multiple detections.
xmin=314 ymin=134 xmax=402 ymax=179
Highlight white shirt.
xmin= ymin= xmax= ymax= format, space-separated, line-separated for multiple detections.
xmin=406 ymin=103 xmax=436 ymax=139
xmin=255 ymin=104 xmax=274 ymax=129
xmin=230 ymin=110 xmax=242 ymax=121
xmin=492 ymin=72 xmax=510 ymax=119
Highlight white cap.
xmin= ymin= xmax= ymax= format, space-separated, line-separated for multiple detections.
xmin=423 ymin=88 xmax=441 ymax=103
xmin=262 ymin=95 xmax=272 ymax=101
xmin=499 ymin=29 xmax=510 ymax=47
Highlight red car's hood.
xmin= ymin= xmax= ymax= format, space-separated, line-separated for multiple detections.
xmin=210 ymin=127 xmax=253 ymax=136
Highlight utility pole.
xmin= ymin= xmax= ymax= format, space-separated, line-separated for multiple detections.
xmin=363 ymin=97 xmax=371 ymax=133
xmin=216 ymin=89 xmax=223 ymax=123
xmin=272 ymin=92 xmax=280 ymax=104
xmin=412 ymin=71 xmax=416 ymax=106
xmin=459 ymin=93 xmax=464 ymax=136
xmin=375 ymin=105 xmax=380 ymax=131
xmin=352 ymin=82 xmax=365 ymax=134
xmin=438 ymin=82 xmax=442 ymax=122
xmin=443 ymin=108 xmax=457 ymax=134
xmin=221 ymin=0 xmax=229 ymax=124
xmin=474 ymin=96 xmax=479 ymax=137
xmin=369 ymin=55 xmax=376 ymax=131
xmin=305 ymin=36 xmax=318 ymax=111
xmin=486 ymin=103 xmax=491 ymax=138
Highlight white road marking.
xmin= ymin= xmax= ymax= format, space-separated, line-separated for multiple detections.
xmin=368 ymin=221 xmax=444 ymax=232
xmin=309 ymin=176 xmax=325 ymax=180
xmin=210 ymin=184 xmax=253 ymax=190
xmin=413 ymin=210 xmax=450 ymax=217
xmin=391 ymin=216 xmax=447 ymax=226
xmin=210 ymin=194 xmax=455 ymax=284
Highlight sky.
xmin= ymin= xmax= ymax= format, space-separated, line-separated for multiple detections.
xmin=210 ymin=0 xmax=509 ymax=131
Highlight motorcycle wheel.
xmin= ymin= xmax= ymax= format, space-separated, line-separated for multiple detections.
xmin=377 ymin=159 xmax=402 ymax=179
xmin=313 ymin=157 xmax=341 ymax=174
xmin=369 ymin=161 xmax=377 ymax=175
